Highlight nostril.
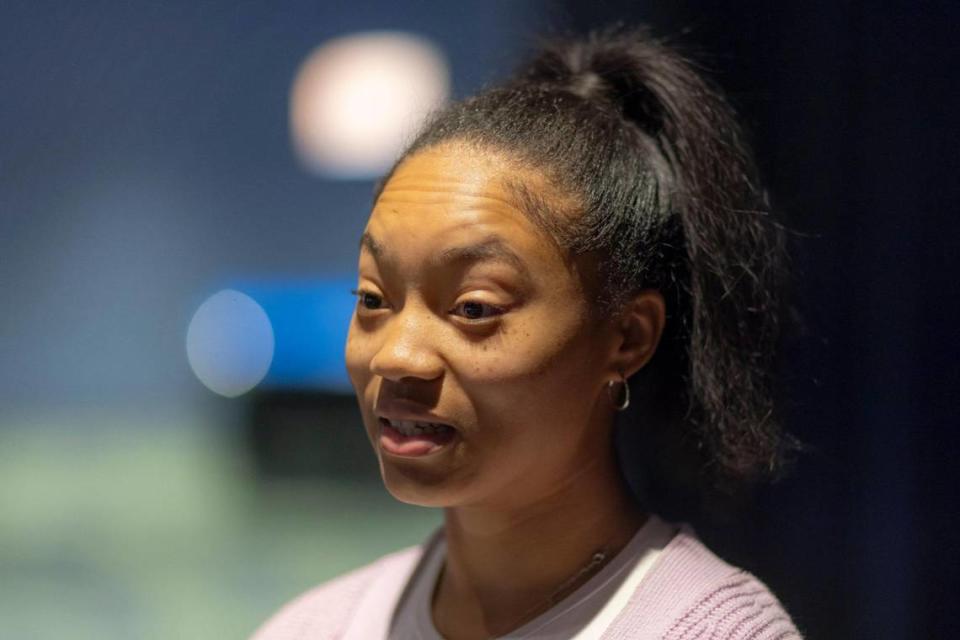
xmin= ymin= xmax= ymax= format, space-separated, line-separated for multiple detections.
xmin=369 ymin=346 xmax=444 ymax=382
xmin=377 ymin=377 xmax=444 ymax=410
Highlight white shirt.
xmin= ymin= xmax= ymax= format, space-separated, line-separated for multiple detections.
xmin=388 ymin=514 xmax=677 ymax=639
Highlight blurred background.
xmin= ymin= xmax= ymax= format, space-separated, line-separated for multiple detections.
xmin=1 ymin=1 xmax=957 ymax=638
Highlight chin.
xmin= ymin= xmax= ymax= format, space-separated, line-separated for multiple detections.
xmin=378 ymin=461 xmax=466 ymax=508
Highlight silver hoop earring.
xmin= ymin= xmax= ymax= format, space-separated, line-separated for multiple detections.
xmin=607 ymin=375 xmax=630 ymax=411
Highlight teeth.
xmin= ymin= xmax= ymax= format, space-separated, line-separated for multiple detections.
xmin=388 ymin=419 xmax=451 ymax=436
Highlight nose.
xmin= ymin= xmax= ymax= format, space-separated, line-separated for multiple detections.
xmin=368 ymin=306 xmax=445 ymax=383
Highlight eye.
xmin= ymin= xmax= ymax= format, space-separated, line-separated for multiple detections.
xmin=351 ymin=288 xmax=386 ymax=311
xmin=450 ymin=300 xmax=505 ymax=321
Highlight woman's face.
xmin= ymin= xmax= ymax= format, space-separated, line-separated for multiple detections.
xmin=345 ymin=143 xmax=620 ymax=509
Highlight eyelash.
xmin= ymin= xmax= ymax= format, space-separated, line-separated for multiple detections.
xmin=350 ymin=289 xmax=506 ymax=322
xmin=350 ymin=288 xmax=385 ymax=311
xmin=450 ymin=300 xmax=506 ymax=321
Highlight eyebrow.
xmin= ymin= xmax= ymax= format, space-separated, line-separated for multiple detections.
xmin=359 ymin=231 xmax=530 ymax=277
xmin=360 ymin=231 xmax=384 ymax=259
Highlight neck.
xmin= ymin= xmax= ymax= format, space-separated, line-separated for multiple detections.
xmin=432 ymin=448 xmax=645 ymax=640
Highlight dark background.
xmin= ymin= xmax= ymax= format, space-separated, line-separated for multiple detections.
xmin=575 ymin=2 xmax=959 ymax=638
xmin=2 ymin=1 xmax=957 ymax=638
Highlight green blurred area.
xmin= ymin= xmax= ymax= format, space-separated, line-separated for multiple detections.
xmin=0 ymin=413 xmax=440 ymax=639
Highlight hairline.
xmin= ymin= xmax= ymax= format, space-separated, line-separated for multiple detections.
xmin=374 ymin=139 xmax=583 ymax=254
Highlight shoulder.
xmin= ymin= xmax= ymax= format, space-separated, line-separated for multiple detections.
xmin=249 ymin=544 xmax=424 ymax=640
xmin=607 ymin=525 xmax=803 ymax=639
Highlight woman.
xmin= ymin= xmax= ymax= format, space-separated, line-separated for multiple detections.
xmin=254 ymin=26 xmax=802 ymax=640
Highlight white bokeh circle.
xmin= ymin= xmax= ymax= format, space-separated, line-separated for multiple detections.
xmin=290 ymin=31 xmax=450 ymax=178
xmin=186 ymin=289 xmax=274 ymax=398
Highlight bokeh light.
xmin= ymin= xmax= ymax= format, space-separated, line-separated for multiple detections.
xmin=289 ymin=31 xmax=450 ymax=178
xmin=186 ymin=289 xmax=274 ymax=398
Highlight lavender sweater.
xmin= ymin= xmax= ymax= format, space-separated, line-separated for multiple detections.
xmin=251 ymin=526 xmax=801 ymax=639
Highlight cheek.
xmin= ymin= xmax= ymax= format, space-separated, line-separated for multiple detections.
xmin=344 ymin=317 xmax=372 ymax=390
xmin=454 ymin=335 xmax=603 ymax=491
xmin=455 ymin=321 xmax=599 ymax=423
xmin=345 ymin=321 xmax=382 ymax=448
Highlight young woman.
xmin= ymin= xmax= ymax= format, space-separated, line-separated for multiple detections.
xmin=253 ymin=27 xmax=802 ymax=640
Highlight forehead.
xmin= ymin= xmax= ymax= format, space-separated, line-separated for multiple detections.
xmin=365 ymin=145 xmax=565 ymax=266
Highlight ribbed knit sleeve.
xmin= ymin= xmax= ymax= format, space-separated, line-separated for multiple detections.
xmin=662 ymin=573 xmax=801 ymax=639
xmin=600 ymin=527 xmax=802 ymax=639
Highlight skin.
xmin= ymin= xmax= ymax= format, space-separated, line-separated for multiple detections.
xmin=345 ymin=141 xmax=665 ymax=640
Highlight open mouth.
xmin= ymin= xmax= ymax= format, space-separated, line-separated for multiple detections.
xmin=378 ymin=417 xmax=456 ymax=457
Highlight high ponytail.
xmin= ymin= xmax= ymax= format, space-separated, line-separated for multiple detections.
xmin=385 ymin=26 xmax=794 ymax=496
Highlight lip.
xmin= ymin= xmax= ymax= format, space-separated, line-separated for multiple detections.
xmin=374 ymin=402 xmax=458 ymax=430
xmin=376 ymin=416 xmax=458 ymax=458
xmin=372 ymin=400 xmax=461 ymax=458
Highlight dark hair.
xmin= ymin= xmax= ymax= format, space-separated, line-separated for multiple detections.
xmin=378 ymin=26 xmax=794 ymax=501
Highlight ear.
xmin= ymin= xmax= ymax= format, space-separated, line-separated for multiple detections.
xmin=609 ymin=289 xmax=666 ymax=380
